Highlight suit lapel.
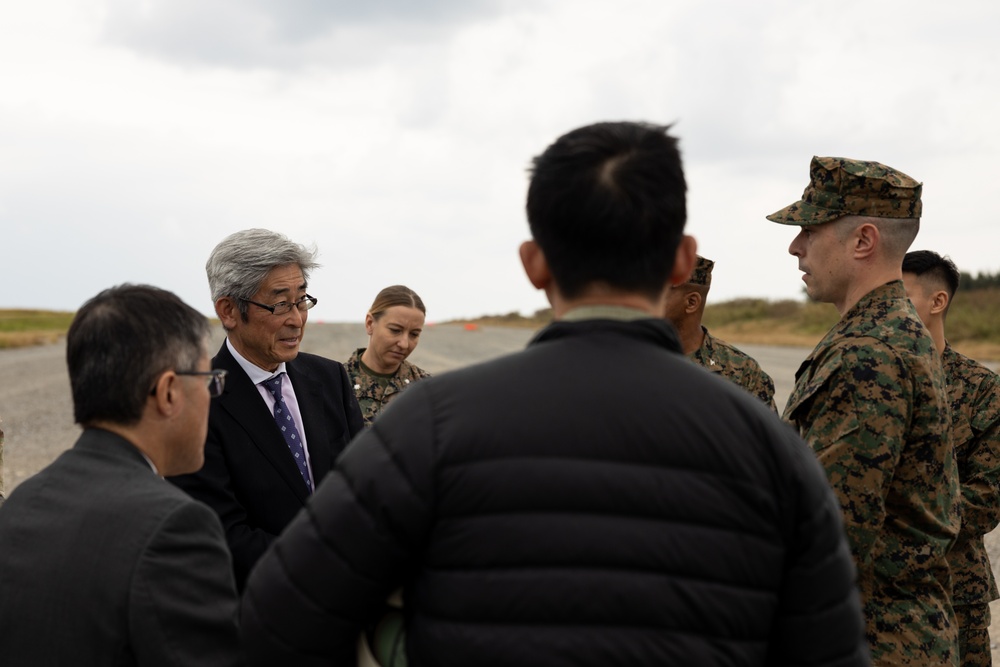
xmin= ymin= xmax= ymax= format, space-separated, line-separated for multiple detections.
xmin=214 ymin=343 xmax=311 ymax=502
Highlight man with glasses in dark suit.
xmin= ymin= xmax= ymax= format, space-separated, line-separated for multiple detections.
xmin=0 ymin=284 xmax=241 ymax=666
xmin=169 ymin=228 xmax=364 ymax=590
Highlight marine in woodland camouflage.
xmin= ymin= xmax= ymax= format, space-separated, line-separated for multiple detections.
xmin=690 ymin=328 xmax=777 ymax=412
xmin=941 ymin=344 xmax=1000 ymax=666
xmin=0 ymin=416 xmax=4 ymax=502
xmin=767 ymin=156 xmax=922 ymax=226
xmin=344 ymin=348 xmax=431 ymax=427
xmin=783 ymin=281 xmax=960 ymax=665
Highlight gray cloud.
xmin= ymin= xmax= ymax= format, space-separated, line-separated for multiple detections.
xmin=100 ymin=0 xmax=534 ymax=71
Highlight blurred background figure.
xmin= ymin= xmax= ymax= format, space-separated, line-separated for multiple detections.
xmin=903 ymin=249 xmax=1000 ymax=667
xmin=345 ymin=285 xmax=431 ymax=427
xmin=663 ymin=255 xmax=777 ymax=411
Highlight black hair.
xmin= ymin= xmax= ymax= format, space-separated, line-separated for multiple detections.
xmin=67 ymin=284 xmax=210 ymax=426
xmin=902 ymin=250 xmax=960 ymax=299
xmin=526 ymin=121 xmax=687 ymax=300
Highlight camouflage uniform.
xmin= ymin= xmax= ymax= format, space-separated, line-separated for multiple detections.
xmin=344 ymin=348 xmax=431 ymax=427
xmin=678 ymin=256 xmax=777 ymax=411
xmin=940 ymin=344 xmax=1000 ymax=667
xmin=783 ymin=281 xmax=960 ymax=666
xmin=689 ymin=327 xmax=777 ymax=412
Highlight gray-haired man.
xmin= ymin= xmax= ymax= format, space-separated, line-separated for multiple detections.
xmin=168 ymin=228 xmax=364 ymax=590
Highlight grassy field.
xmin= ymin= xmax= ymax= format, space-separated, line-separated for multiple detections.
xmin=453 ymin=287 xmax=1000 ymax=361
xmin=0 ymin=310 xmax=75 ymax=349
xmin=6 ymin=288 xmax=1000 ymax=360
xmin=701 ymin=289 xmax=1000 ymax=360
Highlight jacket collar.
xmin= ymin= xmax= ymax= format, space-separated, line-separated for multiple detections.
xmin=75 ymin=428 xmax=159 ymax=476
xmin=530 ymin=316 xmax=683 ymax=355
xmin=560 ymin=305 xmax=653 ymax=322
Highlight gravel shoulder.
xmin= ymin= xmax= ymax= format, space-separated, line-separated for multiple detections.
xmin=2 ymin=323 xmax=998 ymax=659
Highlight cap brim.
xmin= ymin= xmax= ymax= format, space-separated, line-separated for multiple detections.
xmin=766 ymin=200 xmax=844 ymax=226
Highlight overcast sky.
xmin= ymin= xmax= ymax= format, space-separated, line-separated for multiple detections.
xmin=2 ymin=1 xmax=998 ymax=322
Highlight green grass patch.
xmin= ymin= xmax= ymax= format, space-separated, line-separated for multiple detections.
xmin=703 ymin=287 xmax=1000 ymax=352
xmin=0 ymin=309 xmax=75 ymax=332
xmin=0 ymin=310 xmax=75 ymax=349
xmin=702 ymin=298 xmax=840 ymax=336
xmin=945 ymin=289 xmax=1000 ymax=344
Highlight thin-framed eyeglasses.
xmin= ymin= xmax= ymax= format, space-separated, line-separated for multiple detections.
xmin=244 ymin=294 xmax=318 ymax=316
xmin=175 ymin=370 xmax=228 ymax=397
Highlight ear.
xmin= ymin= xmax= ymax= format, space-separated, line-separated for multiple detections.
xmin=149 ymin=370 xmax=182 ymax=418
xmin=853 ymin=222 xmax=879 ymax=259
xmin=929 ymin=289 xmax=950 ymax=316
xmin=215 ymin=297 xmax=241 ymax=330
xmin=668 ymin=235 xmax=697 ymax=286
xmin=684 ymin=290 xmax=702 ymax=315
xmin=519 ymin=240 xmax=552 ymax=290
xmin=365 ymin=312 xmax=375 ymax=335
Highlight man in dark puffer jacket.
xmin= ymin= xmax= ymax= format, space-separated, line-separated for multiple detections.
xmin=241 ymin=121 xmax=869 ymax=666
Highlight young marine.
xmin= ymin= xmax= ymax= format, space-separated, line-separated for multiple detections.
xmin=902 ymin=250 xmax=1000 ymax=667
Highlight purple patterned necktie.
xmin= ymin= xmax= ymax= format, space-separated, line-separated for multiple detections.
xmin=262 ymin=373 xmax=312 ymax=492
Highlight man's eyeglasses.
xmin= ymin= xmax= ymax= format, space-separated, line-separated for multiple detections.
xmin=175 ymin=370 xmax=228 ymax=397
xmin=244 ymin=295 xmax=318 ymax=316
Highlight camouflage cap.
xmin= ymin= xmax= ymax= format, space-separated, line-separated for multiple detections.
xmin=687 ymin=255 xmax=714 ymax=286
xmin=766 ymin=156 xmax=922 ymax=226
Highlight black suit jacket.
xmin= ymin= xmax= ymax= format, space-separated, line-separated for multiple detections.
xmin=169 ymin=342 xmax=364 ymax=588
xmin=0 ymin=428 xmax=242 ymax=667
